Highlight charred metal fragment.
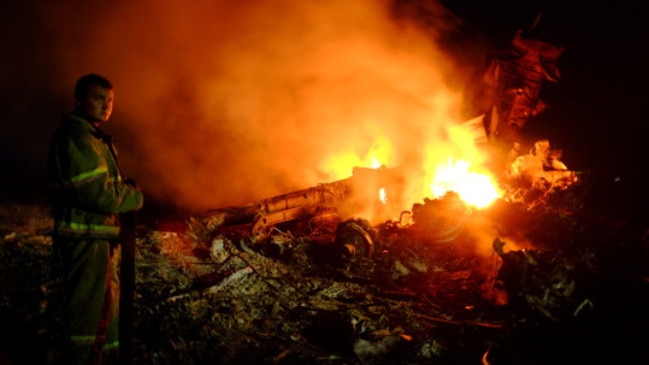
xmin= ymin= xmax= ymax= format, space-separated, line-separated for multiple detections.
xmin=502 ymin=140 xmax=579 ymax=208
xmin=200 ymin=166 xmax=406 ymax=241
xmin=493 ymin=238 xmax=592 ymax=323
xmin=409 ymin=192 xmax=471 ymax=244
xmin=483 ymin=28 xmax=563 ymax=146
xmin=334 ymin=218 xmax=378 ymax=259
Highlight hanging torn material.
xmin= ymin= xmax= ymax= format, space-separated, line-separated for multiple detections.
xmin=482 ymin=25 xmax=564 ymax=144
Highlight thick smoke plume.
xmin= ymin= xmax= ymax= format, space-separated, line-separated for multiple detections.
xmin=33 ymin=0 xmax=479 ymax=213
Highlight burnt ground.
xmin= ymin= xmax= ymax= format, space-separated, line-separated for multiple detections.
xmin=1 ymin=171 xmax=648 ymax=365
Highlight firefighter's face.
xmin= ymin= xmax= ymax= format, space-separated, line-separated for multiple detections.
xmin=77 ymin=85 xmax=114 ymax=125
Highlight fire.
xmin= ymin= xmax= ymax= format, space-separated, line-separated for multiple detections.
xmin=327 ymin=136 xmax=503 ymax=209
xmin=372 ymin=159 xmax=388 ymax=204
xmin=322 ymin=148 xmax=390 ymax=206
xmin=378 ymin=187 xmax=387 ymax=204
xmin=322 ymin=137 xmax=392 ymax=180
xmin=430 ymin=158 xmax=501 ymax=209
xmin=324 ymin=152 xmax=366 ymax=180
xmin=371 ymin=158 xmax=382 ymax=169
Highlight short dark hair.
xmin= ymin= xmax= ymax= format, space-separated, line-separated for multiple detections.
xmin=74 ymin=73 xmax=113 ymax=100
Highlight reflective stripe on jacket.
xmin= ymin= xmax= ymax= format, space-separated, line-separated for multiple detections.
xmin=48 ymin=113 xmax=143 ymax=239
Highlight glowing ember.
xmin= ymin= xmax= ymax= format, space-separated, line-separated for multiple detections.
xmin=430 ymin=158 xmax=501 ymax=209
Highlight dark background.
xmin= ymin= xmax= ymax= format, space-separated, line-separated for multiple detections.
xmin=443 ymin=0 xmax=646 ymax=170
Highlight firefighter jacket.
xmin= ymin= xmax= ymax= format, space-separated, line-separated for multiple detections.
xmin=48 ymin=113 xmax=143 ymax=239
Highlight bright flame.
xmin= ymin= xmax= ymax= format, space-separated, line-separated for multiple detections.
xmin=322 ymin=137 xmax=392 ymax=180
xmin=324 ymin=151 xmax=365 ymax=180
xmin=378 ymin=187 xmax=387 ymax=204
xmin=371 ymin=158 xmax=382 ymax=169
xmin=430 ymin=158 xmax=501 ymax=209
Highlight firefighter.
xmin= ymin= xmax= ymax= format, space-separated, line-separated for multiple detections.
xmin=47 ymin=73 xmax=143 ymax=364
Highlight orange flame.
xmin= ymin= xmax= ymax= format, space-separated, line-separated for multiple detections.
xmin=323 ymin=137 xmax=392 ymax=180
xmin=323 ymin=131 xmax=502 ymax=213
xmin=430 ymin=158 xmax=501 ymax=209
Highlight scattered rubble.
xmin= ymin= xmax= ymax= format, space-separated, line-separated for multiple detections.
xmin=1 ymin=170 xmax=647 ymax=364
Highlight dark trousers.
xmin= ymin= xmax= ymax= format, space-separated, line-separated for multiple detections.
xmin=56 ymin=237 xmax=120 ymax=365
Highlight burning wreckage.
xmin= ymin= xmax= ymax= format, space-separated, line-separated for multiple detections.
xmin=191 ymin=140 xmax=580 ymax=313
xmin=127 ymin=26 xmax=649 ymax=364
xmin=170 ymin=28 xmax=623 ymax=363
xmin=124 ymin=26 xmax=649 ymax=365
xmin=194 ymin=27 xmax=577 ymax=299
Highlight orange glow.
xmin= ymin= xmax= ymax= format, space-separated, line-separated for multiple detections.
xmin=54 ymin=0 xmax=480 ymax=212
xmin=430 ymin=158 xmax=501 ymax=209
xmin=323 ymin=137 xmax=392 ymax=180
xmin=324 ymin=152 xmax=366 ymax=180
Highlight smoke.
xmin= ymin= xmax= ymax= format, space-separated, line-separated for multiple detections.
xmin=32 ymin=0 xmax=480 ymax=212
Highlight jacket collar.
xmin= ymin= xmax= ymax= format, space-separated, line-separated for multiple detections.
xmin=65 ymin=113 xmax=110 ymax=139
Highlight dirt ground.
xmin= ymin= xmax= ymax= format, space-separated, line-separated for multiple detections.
xmin=1 ymin=176 xmax=648 ymax=364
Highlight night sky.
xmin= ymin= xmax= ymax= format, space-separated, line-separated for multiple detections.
xmin=0 ymin=0 xmax=646 ymax=216
xmin=443 ymin=0 xmax=646 ymax=168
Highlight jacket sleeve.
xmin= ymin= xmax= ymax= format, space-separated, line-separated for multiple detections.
xmin=56 ymin=127 xmax=143 ymax=214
